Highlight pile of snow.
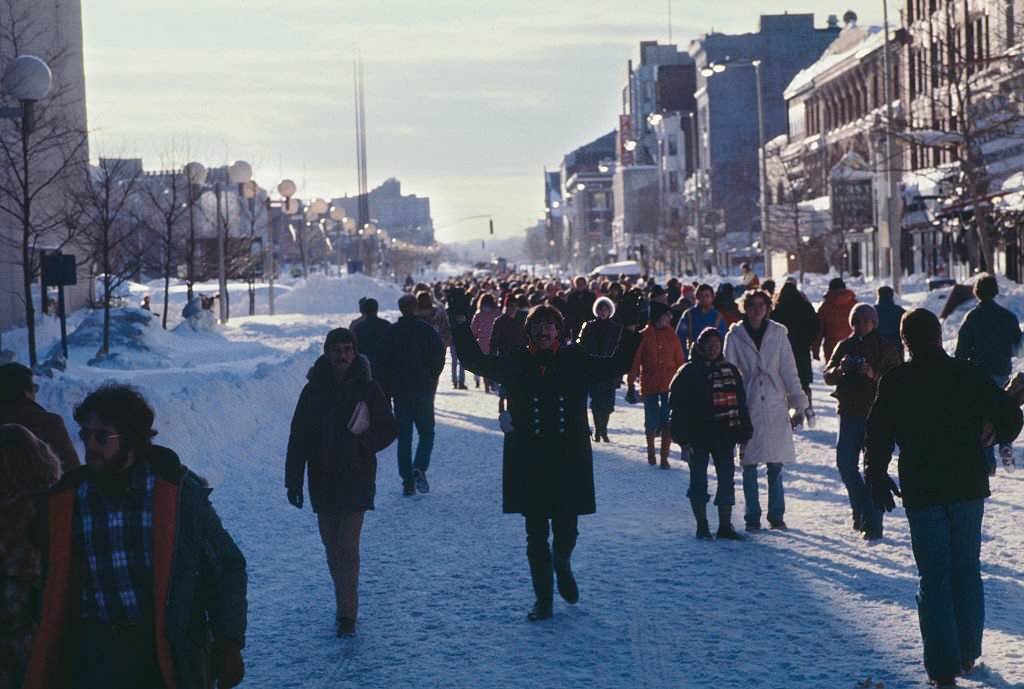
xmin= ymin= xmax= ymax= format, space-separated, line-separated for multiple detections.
xmin=275 ymin=273 xmax=404 ymax=315
xmin=92 ymin=278 xmax=150 ymax=302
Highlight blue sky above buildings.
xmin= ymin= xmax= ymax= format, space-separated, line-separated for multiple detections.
xmin=81 ymin=0 xmax=876 ymax=241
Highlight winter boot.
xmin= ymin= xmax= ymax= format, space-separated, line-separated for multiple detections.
xmin=692 ymin=502 xmax=712 ymax=539
xmin=646 ymin=433 xmax=657 ymax=466
xmin=600 ymin=411 xmax=611 ymax=443
xmin=695 ymin=520 xmax=713 ymax=540
xmin=716 ymin=506 xmax=744 ymax=540
xmin=527 ymin=550 xmax=554 ymax=622
xmin=659 ymin=429 xmax=672 ymax=469
xmin=552 ymin=553 xmax=579 ymax=604
xmin=592 ymin=411 xmax=601 ymax=442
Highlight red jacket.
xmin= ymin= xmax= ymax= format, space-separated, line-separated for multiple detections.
xmin=816 ymin=289 xmax=857 ymax=360
xmin=628 ymin=325 xmax=686 ymax=396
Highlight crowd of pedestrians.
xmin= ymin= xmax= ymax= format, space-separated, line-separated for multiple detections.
xmin=2 ymin=267 xmax=1024 ymax=688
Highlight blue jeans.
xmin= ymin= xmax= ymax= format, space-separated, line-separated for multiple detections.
xmin=836 ymin=415 xmax=883 ymax=534
xmin=643 ymin=392 xmax=670 ymax=434
xmin=687 ymin=442 xmax=737 ymax=512
xmin=905 ymin=499 xmax=985 ymax=680
xmin=450 ymin=344 xmax=465 ymax=386
xmin=742 ymin=463 xmax=784 ymax=525
xmin=395 ymin=391 xmax=436 ymax=481
xmin=982 ymin=375 xmax=1009 ymax=473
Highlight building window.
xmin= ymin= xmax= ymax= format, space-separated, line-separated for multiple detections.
xmin=668 ymin=134 xmax=678 ymax=156
xmin=669 ymin=172 xmax=679 ymax=193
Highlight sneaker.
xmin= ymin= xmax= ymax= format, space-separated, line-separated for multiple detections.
xmin=412 ymin=468 xmax=430 ymax=494
xmin=402 ymin=480 xmax=416 ymax=496
xmin=745 ymin=522 xmax=762 ymax=532
xmin=336 ymin=617 xmax=356 ymax=637
xmin=769 ymin=520 xmax=788 ymax=530
xmin=804 ymin=407 xmax=816 ymax=428
xmin=999 ymin=444 xmax=1015 ymax=469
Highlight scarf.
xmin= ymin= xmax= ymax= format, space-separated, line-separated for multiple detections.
xmin=708 ymin=359 xmax=744 ymax=433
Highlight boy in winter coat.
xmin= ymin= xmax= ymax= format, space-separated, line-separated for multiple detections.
xmin=815 ymin=278 xmax=857 ymax=361
xmin=669 ymin=328 xmax=752 ymax=540
xmin=724 ymin=290 xmax=808 ymax=531
xmin=628 ymin=302 xmax=686 ymax=469
xmin=675 ymin=284 xmax=727 ymax=353
xmin=823 ymin=304 xmax=901 ymax=540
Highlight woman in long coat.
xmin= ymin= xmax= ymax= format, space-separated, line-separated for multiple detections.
xmin=451 ymin=297 xmax=639 ymax=622
xmin=724 ymin=290 xmax=808 ymax=531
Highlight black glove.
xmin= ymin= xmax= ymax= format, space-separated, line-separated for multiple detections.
xmin=625 ymin=385 xmax=639 ymax=405
xmin=210 ymin=639 xmax=245 ymax=689
xmin=287 ymin=488 xmax=303 ymax=509
xmin=868 ymin=474 xmax=901 ymax=513
xmin=445 ymin=287 xmax=471 ymax=323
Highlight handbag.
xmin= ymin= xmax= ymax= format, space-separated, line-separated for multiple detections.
xmin=347 ymin=400 xmax=370 ymax=436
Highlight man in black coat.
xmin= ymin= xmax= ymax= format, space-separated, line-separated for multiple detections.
xmin=286 ymin=328 xmax=397 ymax=636
xmin=564 ymin=276 xmax=596 ymax=341
xmin=377 ymin=294 xmax=445 ymax=495
xmin=349 ymin=298 xmax=391 ymax=378
xmin=954 ymin=273 xmax=1022 ymax=472
xmin=0 ymin=362 xmax=80 ymax=470
xmin=866 ymin=309 xmax=1022 ymax=688
xmin=449 ymin=290 xmax=640 ymax=622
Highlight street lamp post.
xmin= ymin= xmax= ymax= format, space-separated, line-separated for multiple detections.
xmin=183 ymin=162 xmax=208 ymax=302
xmin=263 ymin=179 xmax=300 ymax=315
xmin=1 ymin=55 xmax=53 ymax=366
xmin=215 ymin=160 xmax=253 ymax=323
xmin=701 ymin=58 xmax=769 ymax=278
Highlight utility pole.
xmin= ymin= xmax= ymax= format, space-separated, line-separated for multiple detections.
xmin=881 ymin=0 xmax=902 ymax=292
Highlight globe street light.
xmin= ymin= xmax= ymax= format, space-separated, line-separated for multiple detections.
xmin=213 ymin=159 xmax=253 ymax=323
xmin=263 ymin=179 xmax=301 ymax=314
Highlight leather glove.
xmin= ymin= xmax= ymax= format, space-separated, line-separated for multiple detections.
xmin=625 ymin=385 xmax=639 ymax=405
xmin=211 ymin=639 xmax=245 ymax=689
xmin=790 ymin=410 xmax=805 ymax=428
xmin=445 ymin=287 xmax=471 ymax=323
xmin=287 ymin=488 xmax=303 ymax=509
xmin=498 ymin=410 xmax=515 ymax=433
xmin=869 ymin=474 xmax=901 ymax=513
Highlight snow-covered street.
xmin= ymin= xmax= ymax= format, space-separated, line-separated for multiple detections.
xmin=22 ymin=274 xmax=1024 ymax=689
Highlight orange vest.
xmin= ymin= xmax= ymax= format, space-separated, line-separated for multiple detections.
xmin=24 ymin=478 xmax=180 ymax=689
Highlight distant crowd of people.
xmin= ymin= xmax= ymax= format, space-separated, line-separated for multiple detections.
xmin=2 ymin=266 xmax=1023 ymax=689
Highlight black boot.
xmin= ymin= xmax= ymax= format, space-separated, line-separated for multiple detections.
xmin=552 ymin=553 xmax=579 ymax=604
xmin=716 ymin=505 xmax=745 ymax=540
xmin=693 ymin=501 xmax=712 ymax=540
xmin=600 ymin=411 xmax=611 ymax=443
xmin=527 ymin=549 xmax=554 ymax=621
xmin=591 ymin=411 xmax=601 ymax=442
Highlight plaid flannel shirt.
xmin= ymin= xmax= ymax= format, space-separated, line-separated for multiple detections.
xmin=73 ymin=461 xmax=156 ymax=623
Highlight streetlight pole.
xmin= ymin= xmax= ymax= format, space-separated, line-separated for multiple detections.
xmin=880 ymin=0 xmax=901 ymax=293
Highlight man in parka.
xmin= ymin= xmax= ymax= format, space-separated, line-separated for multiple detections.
xmin=448 ymin=290 xmax=641 ymax=622
xmin=24 ymin=385 xmax=247 ymax=689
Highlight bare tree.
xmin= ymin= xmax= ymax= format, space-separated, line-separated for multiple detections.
xmin=0 ymin=0 xmax=89 ymax=365
xmin=72 ymin=157 xmax=144 ymax=356
xmin=138 ymin=157 xmax=189 ymax=329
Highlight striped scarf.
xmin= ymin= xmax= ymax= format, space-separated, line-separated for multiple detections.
xmin=708 ymin=360 xmax=743 ymax=433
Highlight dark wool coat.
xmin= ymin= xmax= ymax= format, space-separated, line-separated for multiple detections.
xmin=823 ymin=329 xmax=902 ymax=419
xmin=26 ymin=447 xmax=246 ymax=689
xmin=669 ymin=354 xmax=753 ymax=448
xmin=866 ymin=348 xmax=1023 ymax=508
xmin=564 ymin=290 xmax=597 ymax=338
xmin=453 ymin=321 xmax=640 ymax=516
xmin=286 ymin=354 xmax=397 ymax=513
xmin=350 ymin=314 xmax=391 ymax=378
xmin=954 ymin=299 xmax=1023 ymax=377
xmin=0 ymin=400 xmax=80 ymax=471
xmin=770 ymin=296 xmax=819 ymax=387
xmin=377 ymin=315 xmax=445 ymax=398
xmin=488 ymin=313 xmax=527 ymax=357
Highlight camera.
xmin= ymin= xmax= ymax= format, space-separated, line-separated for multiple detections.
xmin=841 ymin=355 xmax=866 ymax=374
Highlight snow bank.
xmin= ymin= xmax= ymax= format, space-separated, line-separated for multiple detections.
xmin=275 ymin=273 xmax=404 ymax=315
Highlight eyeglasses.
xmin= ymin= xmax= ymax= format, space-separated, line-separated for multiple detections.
xmin=78 ymin=428 xmax=123 ymax=446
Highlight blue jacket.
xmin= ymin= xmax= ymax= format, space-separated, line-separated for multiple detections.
xmin=874 ymin=298 xmax=905 ymax=353
xmin=377 ymin=315 xmax=445 ymax=397
xmin=675 ymin=305 xmax=726 ymax=351
xmin=954 ymin=300 xmax=1022 ymax=377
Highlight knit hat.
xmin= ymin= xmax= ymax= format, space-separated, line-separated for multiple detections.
xmin=649 ymin=301 xmax=671 ymax=324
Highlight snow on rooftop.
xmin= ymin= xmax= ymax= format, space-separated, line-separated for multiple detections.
xmin=785 ymin=24 xmax=886 ymax=99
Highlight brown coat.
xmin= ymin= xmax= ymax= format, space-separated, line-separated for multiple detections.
xmin=824 ymin=329 xmax=902 ymax=418
xmin=0 ymin=401 xmax=79 ymax=471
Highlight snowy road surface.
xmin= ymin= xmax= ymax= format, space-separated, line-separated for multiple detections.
xmin=27 ymin=275 xmax=1024 ymax=689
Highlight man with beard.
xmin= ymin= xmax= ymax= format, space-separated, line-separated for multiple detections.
xmin=448 ymin=289 xmax=641 ymax=621
xmin=24 ymin=385 xmax=247 ymax=689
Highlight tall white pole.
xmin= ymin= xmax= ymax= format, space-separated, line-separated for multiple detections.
xmin=881 ymin=0 xmax=902 ymax=292
xmin=755 ymin=62 xmax=771 ymax=278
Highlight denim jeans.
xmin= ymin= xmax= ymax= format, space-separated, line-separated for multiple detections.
xmin=836 ymin=415 xmax=883 ymax=533
xmin=687 ymin=442 xmax=737 ymax=512
xmin=742 ymin=463 xmax=784 ymax=525
xmin=642 ymin=392 xmax=671 ymax=434
xmin=982 ymin=375 xmax=1009 ymax=473
xmin=905 ymin=499 xmax=985 ymax=680
xmin=394 ymin=391 xmax=436 ymax=481
xmin=450 ymin=343 xmax=465 ymax=386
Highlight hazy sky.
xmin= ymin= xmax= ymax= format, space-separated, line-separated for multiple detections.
xmin=81 ymin=0 xmax=875 ymax=242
